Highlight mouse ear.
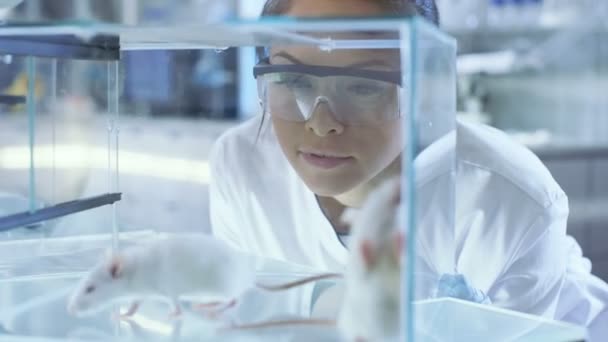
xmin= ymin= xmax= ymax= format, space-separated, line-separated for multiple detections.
xmin=392 ymin=231 xmax=405 ymax=264
xmin=360 ymin=239 xmax=376 ymax=271
xmin=390 ymin=181 xmax=401 ymax=205
xmin=108 ymin=256 xmax=123 ymax=279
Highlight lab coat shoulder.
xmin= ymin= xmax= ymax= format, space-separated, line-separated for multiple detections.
xmin=456 ymin=118 xmax=566 ymax=208
xmin=464 ymin=120 xmax=571 ymax=282
xmin=459 ymin=120 xmax=569 ymax=314
xmin=208 ymin=116 xmax=278 ymax=251
xmin=414 ymin=118 xmax=568 ymax=235
xmin=451 ymin=121 xmax=608 ymax=336
xmin=414 ymin=119 xmax=570 ymax=317
xmin=463 ymin=119 xmax=569 ymax=269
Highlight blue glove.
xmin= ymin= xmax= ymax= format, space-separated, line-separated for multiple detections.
xmin=435 ymin=273 xmax=491 ymax=304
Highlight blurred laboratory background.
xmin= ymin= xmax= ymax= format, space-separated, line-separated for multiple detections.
xmin=1 ymin=0 xmax=607 ymax=281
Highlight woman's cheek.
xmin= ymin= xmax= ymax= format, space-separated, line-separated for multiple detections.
xmin=271 ymin=117 xmax=302 ymax=155
xmin=365 ymin=121 xmax=402 ymax=157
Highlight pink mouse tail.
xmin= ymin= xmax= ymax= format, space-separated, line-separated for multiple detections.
xmin=255 ymin=273 xmax=342 ymax=291
xmin=221 ymin=318 xmax=336 ymax=331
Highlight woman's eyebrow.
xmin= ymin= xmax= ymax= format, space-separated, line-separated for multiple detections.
xmin=272 ymin=51 xmax=394 ymax=69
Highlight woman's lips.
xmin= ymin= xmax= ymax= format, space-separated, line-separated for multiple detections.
xmin=299 ymin=151 xmax=354 ymax=169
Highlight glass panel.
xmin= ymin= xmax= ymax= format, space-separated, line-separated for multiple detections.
xmin=479 ymin=29 xmax=608 ymax=147
xmin=31 ymin=58 xmax=107 ymax=239
xmin=414 ymin=298 xmax=586 ymax=341
xmin=1 ymin=0 xmax=237 ymax=26
xmin=117 ymin=49 xmax=225 ymax=236
xmin=1 ymin=55 xmax=121 ymax=275
xmin=410 ymin=12 xmax=606 ymax=342
xmin=0 ymin=55 xmax=31 ymax=219
xmin=1 ymin=255 xmax=335 ymax=341
xmin=407 ymin=17 xmax=458 ymax=341
xmin=0 ymin=13 xmax=598 ymax=342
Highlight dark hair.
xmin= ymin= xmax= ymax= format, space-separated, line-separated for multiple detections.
xmin=261 ymin=0 xmax=439 ymax=25
xmin=255 ymin=0 xmax=440 ymax=141
xmin=256 ymin=0 xmax=440 ymax=61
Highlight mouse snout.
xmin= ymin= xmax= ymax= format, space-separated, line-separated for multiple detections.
xmin=67 ymin=297 xmax=88 ymax=317
xmin=67 ymin=301 xmax=77 ymax=316
xmin=67 ymin=300 xmax=78 ymax=315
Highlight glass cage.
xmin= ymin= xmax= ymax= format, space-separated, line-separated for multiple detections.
xmin=0 ymin=5 xmax=588 ymax=342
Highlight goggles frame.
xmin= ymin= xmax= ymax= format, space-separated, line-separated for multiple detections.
xmin=253 ymin=58 xmax=402 ymax=86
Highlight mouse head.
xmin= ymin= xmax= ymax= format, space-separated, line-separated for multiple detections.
xmin=67 ymin=250 xmax=130 ymax=317
xmin=359 ymin=231 xmax=404 ymax=272
xmin=342 ymin=176 xmax=404 ymax=272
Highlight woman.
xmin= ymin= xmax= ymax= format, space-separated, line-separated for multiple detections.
xmin=209 ymin=0 xmax=607 ymax=339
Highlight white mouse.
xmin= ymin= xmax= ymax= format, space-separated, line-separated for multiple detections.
xmin=224 ymin=177 xmax=404 ymax=341
xmin=67 ymin=235 xmax=340 ymax=319
xmin=336 ymin=175 xmax=404 ymax=341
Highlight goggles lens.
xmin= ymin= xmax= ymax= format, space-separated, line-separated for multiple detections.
xmin=255 ymin=63 xmax=402 ymax=125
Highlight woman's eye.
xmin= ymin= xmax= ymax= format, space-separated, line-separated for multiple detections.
xmin=274 ymin=74 xmax=312 ymax=90
xmin=85 ymin=285 xmax=96 ymax=294
xmin=346 ymin=83 xmax=384 ymax=96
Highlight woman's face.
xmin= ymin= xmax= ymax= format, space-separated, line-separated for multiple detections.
xmin=267 ymin=0 xmax=403 ymax=197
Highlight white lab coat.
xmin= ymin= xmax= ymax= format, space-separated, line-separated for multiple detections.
xmin=209 ymin=116 xmax=608 ymax=340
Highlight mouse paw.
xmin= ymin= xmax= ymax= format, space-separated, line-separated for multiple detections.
xmin=112 ymin=301 xmax=140 ymax=321
xmin=192 ymin=301 xmax=223 ymax=310
xmin=167 ymin=306 xmax=183 ymax=320
xmin=194 ymin=299 xmax=236 ymax=320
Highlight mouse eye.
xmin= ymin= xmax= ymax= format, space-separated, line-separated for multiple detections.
xmin=85 ymin=285 xmax=96 ymax=294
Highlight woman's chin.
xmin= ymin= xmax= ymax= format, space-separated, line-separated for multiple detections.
xmin=290 ymin=158 xmax=366 ymax=197
xmin=302 ymin=175 xmax=361 ymax=197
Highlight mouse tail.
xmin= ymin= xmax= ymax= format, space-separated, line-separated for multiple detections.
xmin=220 ymin=318 xmax=335 ymax=331
xmin=255 ymin=273 xmax=342 ymax=291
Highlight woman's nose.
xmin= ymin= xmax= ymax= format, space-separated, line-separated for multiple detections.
xmin=304 ymin=98 xmax=345 ymax=137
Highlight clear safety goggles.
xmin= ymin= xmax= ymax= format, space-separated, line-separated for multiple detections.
xmin=254 ymin=59 xmax=402 ymax=125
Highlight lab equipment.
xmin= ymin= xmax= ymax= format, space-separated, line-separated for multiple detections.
xmin=487 ymin=0 xmax=507 ymax=28
xmin=0 ymin=14 xmax=449 ymax=341
xmin=0 ymin=193 xmax=121 ymax=232
xmin=0 ymin=94 xmax=24 ymax=105
xmin=487 ymin=0 xmax=543 ymax=29
xmin=436 ymin=0 xmax=487 ymax=30
xmin=0 ymin=0 xmax=21 ymax=10
xmin=0 ymin=32 xmax=122 ymax=240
